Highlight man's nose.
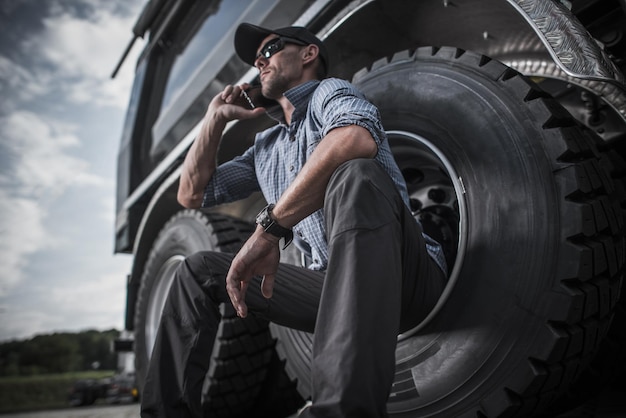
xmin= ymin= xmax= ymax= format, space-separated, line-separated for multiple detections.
xmin=255 ymin=55 xmax=268 ymax=70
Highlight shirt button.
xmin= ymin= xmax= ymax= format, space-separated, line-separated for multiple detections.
xmin=289 ymin=134 xmax=296 ymax=142
xmin=289 ymin=165 xmax=294 ymax=172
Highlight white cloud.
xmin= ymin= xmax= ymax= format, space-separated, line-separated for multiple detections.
xmin=0 ymin=111 xmax=108 ymax=297
xmin=50 ymin=267 xmax=129 ymax=322
xmin=20 ymin=0 xmax=143 ymax=109
xmin=2 ymin=110 xmax=106 ymax=198
xmin=98 ymin=189 xmax=120 ymax=224
xmin=0 ymin=309 xmax=51 ymax=343
xmin=0 ymin=0 xmax=142 ymax=340
xmin=0 ymin=56 xmax=48 ymax=113
xmin=0 ymin=190 xmax=49 ymax=294
xmin=0 ymin=262 xmax=129 ymax=339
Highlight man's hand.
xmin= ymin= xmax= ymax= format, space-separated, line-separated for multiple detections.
xmin=226 ymin=227 xmax=281 ymax=318
xmin=210 ymin=83 xmax=267 ymax=123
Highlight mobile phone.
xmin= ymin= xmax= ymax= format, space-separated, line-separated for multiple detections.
xmin=241 ymin=85 xmax=277 ymax=109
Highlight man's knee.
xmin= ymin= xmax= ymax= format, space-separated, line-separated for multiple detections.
xmin=181 ymin=251 xmax=209 ymax=274
xmin=326 ymin=160 xmax=377 ymax=205
xmin=324 ymin=159 xmax=401 ymax=235
xmin=170 ymin=251 xmax=233 ymax=302
xmin=328 ymin=159 xmax=379 ymax=185
xmin=179 ymin=251 xmax=232 ymax=279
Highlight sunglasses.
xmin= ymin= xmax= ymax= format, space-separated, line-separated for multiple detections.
xmin=256 ymin=37 xmax=307 ymax=61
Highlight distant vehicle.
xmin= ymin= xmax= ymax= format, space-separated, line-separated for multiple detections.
xmin=105 ymin=372 xmax=139 ymax=404
xmin=67 ymin=378 xmax=107 ymax=407
xmin=68 ymin=373 xmax=138 ymax=407
xmin=113 ymin=0 xmax=626 ymax=417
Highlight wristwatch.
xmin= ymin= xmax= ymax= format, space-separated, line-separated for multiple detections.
xmin=255 ymin=204 xmax=293 ymax=248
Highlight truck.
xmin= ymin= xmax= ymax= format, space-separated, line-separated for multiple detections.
xmin=112 ymin=0 xmax=626 ymax=416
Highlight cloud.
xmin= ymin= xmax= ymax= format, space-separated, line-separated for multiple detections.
xmin=0 ymin=261 xmax=129 ymax=339
xmin=19 ymin=0 xmax=143 ymax=109
xmin=0 ymin=309 xmax=51 ymax=343
xmin=0 ymin=110 xmax=108 ymax=296
xmin=1 ymin=110 xmax=106 ymax=198
xmin=50 ymin=267 xmax=129 ymax=323
xmin=0 ymin=56 xmax=47 ymax=114
xmin=0 ymin=190 xmax=49 ymax=295
xmin=0 ymin=0 xmax=142 ymax=340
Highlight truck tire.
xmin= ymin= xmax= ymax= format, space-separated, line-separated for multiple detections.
xmin=134 ymin=210 xmax=287 ymax=417
xmin=270 ymin=47 xmax=625 ymax=417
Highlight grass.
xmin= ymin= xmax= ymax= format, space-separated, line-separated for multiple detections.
xmin=0 ymin=370 xmax=116 ymax=413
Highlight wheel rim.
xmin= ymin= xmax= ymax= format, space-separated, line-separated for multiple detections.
xmin=387 ymin=130 xmax=468 ymax=338
xmin=144 ymin=254 xmax=185 ymax=358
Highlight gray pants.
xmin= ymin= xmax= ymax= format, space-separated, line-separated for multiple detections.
xmin=141 ymin=159 xmax=446 ymax=418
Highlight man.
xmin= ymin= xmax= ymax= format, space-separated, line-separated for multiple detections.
xmin=141 ymin=23 xmax=447 ymax=418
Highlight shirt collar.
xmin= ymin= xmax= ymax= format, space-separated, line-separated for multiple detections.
xmin=266 ymin=80 xmax=321 ymax=124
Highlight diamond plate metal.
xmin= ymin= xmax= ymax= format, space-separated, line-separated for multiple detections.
xmin=509 ymin=0 xmax=624 ymax=85
xmin=507 ymin=0 xmax=625 ymax=118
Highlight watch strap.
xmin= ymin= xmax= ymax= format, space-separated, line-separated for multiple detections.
xmin=256 ymin=204 xmax=293 ymax=248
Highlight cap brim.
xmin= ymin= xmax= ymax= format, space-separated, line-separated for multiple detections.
xmin=235 ymin=23 xmax=274 ymax=66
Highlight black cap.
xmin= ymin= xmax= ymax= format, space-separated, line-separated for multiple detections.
xmin=235 ymin=23 xmax=328 ymax=75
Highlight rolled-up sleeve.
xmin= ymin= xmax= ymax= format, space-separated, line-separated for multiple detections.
xmin=313 ymin=79 xmax=386 ymax=147
xmin=202 ymin=146 xmax=260 ymax=207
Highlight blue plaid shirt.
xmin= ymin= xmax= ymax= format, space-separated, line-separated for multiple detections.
xmin=203 ymin=78 xmax=446 ymax=273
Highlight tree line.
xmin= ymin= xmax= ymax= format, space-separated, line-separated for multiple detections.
xmin=0 ymin=329 xmax=120 ymax=376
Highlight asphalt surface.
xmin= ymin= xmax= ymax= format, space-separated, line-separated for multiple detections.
xmin=1 ymin=387 xmax=624 ymax=418
xmin=0 ymin=404 xmax=140 ymax=418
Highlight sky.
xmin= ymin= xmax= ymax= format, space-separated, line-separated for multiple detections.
xmin=0 ymin=0 xmax=147 ymax=342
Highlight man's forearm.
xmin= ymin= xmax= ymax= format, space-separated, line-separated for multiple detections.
xmin=272 ymin=125 xmax=378 ymax=227
xmin=178 ymin=83 xmax=266 ymax=209
xmin=177 ymin=112 xmax=226 ymax=208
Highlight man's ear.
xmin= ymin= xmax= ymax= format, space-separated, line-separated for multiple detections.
xmin=301 ymin=44 xmax=319 ymax=66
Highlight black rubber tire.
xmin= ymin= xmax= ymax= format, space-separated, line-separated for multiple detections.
xmin=270 ymin=47 xmax=625 ymax=417
xmin=134 ymin=210 xmax=286 ymax=417
xmin=548 ymin=151 xmax=626 ymax=415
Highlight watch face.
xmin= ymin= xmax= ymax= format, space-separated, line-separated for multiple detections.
xmin=256 ymin=207 xmax=271 ymax=228
xmin=256 ymin=204 xmax=290 ymax=240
